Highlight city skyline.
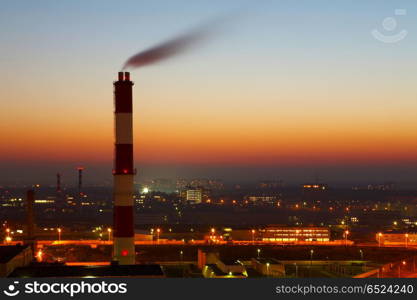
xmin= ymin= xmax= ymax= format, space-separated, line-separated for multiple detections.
xmin=1 ymin=0 xmax=417 ymax=184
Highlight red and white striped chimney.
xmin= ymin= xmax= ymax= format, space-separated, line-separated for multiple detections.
xmin=113 ymin=71 xmax=135 ymax=265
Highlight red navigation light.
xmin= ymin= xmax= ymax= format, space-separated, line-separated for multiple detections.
xmin=123 ymin=169 xmax=128 ymax=174
xmin=121 ymin=249 xmax=128 ymax=256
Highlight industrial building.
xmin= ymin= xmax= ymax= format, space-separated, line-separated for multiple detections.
xmin=184 ymin=188 xmax=203 ymax=204
xmin=376 ymin=232 xmax=417 ymax=246
xmin=259 ymin=226 xmax=330 ymax=242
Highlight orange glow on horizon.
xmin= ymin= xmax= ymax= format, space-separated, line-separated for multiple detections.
xmin=3 ymin=101 xmax=417 ymax=166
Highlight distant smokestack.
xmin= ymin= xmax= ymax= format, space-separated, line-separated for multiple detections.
xmin=25 ymin=189 xmax=36 ymax=250
xmin=77 ymin=167 xmax=84 ymax=198
xmin=113 ymin=71 xmax=135 ymax=265
xmin=56 ymin=173 xmax=61 ymax=193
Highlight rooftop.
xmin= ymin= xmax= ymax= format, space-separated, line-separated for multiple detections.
xmin=9 ymin=263 xmax=164 ymax=278
xmin=254 ymin=258 xmax=281 ymax=265
xmin=0 ymin=245 xmax=30 ymax=264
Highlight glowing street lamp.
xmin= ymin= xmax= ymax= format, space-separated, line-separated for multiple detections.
xmin=344 ymin=230 xmax=349 ymax=246
xmin=405 ymin=233 xmax=409 ymax=248
xmin=378 ymin=233 xmax=383 ymax=247
xmin=266 ymin=262 xmax=270 ymax=277
xmin=5 ymin=236 xmax=12 ymax=244
xmin=359 ymin=249 xmax=366 ymax=271
xmin=180 ymin=250 xmax=184 ymax=276
xmin=107 ymin=228 xmax=112 ymax=242
xmin=251 ymin=229 xmax=255 ymax=244
xmin=156 ymin=228 xmax=161 ymax=243
xmin=257 ymin=248 xmax=261 ymax=259
xmin=57 ymin=228 xmax=62 ymax=242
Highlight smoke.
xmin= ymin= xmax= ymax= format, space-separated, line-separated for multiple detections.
xmin=122 ymin=18 xmax=227 ymax=70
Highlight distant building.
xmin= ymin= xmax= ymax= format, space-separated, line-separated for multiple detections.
xmin=258 ymin=180 xmax=284 ymax=189
xmin=245 ymin=195 xmax=278 ymax=205
xmin=150 ymin=178 xmax=175 ymax=193
xmin=186 ymin=189 xmax=202 ymax=204
xmin=302 ymin=184 xmax=328 ymax=191
xmin=259 ymin=226 xmax=330 ymax=242
xmin=367 ymin=182 xmax=395 ymax=191
xmin=182 ymin=188 xmax=203 ymax=204
xmin=376 ymin=232 xmax=417 ymax=246
xmin=177 ymin=179 xmax=224 ymax=190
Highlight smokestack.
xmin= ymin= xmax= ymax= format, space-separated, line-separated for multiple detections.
xmin=77 ymin=167 xmax=84 ymax=198
xmin=25 ymin=189 xmax=36 ymax=251
xmin=113 ymin=71 xmax=135 ymax=264
xmin=56 ymin=173 xmax=61 ymax=193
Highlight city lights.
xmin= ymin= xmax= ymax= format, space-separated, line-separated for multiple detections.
xmin=142 ymin=187 xmax=149 ymax=194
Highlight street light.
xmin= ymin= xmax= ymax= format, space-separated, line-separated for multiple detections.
xmin=257 ymin=248 xmax=261 ymax=259
xmin=378 ymin=233 xmax=383 ymax=247
xmin=210 ymin=228 xmax=215 ymax=243
xmin=359 ymin=249 xmax=365 ymax=271
xmin=310 ymin=249 xmax=314 ymax=265
xmin=399 ymin=261 xmax=407 ymax=278
xmin=405 ymin=233 xmax=409 ymax=248
xmin=57 ymin=228 xmax=62 ymax=242
xmin=309 ymin=249 xmax=314 ymax=277
xmin=251 ymin=229 xmax=255 ymax=244
xmin=344 ymin=230 xmax=349 ymax=246
xmin=107 ymin=228 xmax=112 ymax=242
xmin=180 ymin=250 xmax=184 ymax=277
xmin=156 ymin=228 xmax=161 ymax=243
xmin=266 ymin=262 xmax=270 ymax=277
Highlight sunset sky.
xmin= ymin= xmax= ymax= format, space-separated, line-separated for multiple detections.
xmin=1 ymin=0 xmax=417 ymax=185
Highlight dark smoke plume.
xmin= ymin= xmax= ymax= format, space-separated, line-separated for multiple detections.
xmin=122 ymin=19 xmax=225 ymax=70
